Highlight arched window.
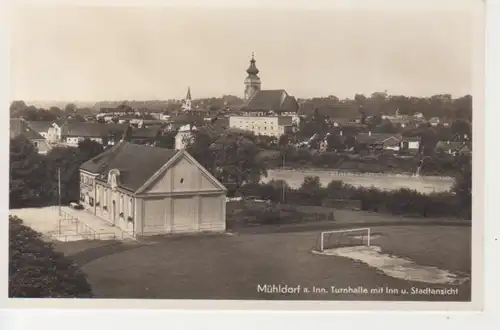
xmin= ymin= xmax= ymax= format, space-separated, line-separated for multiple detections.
xmin=129 ymin=198 xmax=133 ymax=218
xmin=120 ymin=195 xmax=124 ymax=213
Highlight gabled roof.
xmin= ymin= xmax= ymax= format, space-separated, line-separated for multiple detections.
xmin=130 ymin=127 xmax=160 ymax=138
xmin=402 ymin=136 xmax=421 ymax=142
xmin=242 ymin=90 xmax=298 ymax=113
xmin=10 ymin=118 xmax=45 ymax=140
xmin=26 ymin=121 xmax=54 ymax=133
xmin=356 ymin=133 xmax=402 ymax=144
xmin=80 ymin=141 xmax=179 ymax=192
xmin=61 ymin=122 xmax=128 ymax=137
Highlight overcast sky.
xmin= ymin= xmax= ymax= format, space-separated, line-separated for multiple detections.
xmin=10 ymin=2 xmax=480 ymax=102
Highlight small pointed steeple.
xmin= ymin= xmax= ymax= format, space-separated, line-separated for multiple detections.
xmin=246 ymin=52 xmax=259 ymax=76
xmin=182 ymin=86 xmax=192 ymax=111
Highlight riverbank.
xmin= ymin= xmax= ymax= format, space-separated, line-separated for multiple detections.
xmin=263 ymin=168 xmax=454 ymax=194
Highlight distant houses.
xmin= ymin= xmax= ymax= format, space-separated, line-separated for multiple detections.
xmin=10 ymin=118 xmax=52 ymax=155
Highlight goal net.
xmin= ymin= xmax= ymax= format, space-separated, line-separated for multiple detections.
xmin=315 ymin=228 xmax=371 ymax=252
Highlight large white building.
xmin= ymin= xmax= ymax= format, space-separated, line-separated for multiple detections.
xmin=79 ymin=141 xmax=227 ymax=237
xmin=229 ymin=115 xmax=293 ymax=137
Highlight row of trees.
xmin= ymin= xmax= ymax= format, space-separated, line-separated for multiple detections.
xmin=10 ymin=100 xmax=92 ymax=122
xmin=299 ymin=93 xmax=472 ymax=120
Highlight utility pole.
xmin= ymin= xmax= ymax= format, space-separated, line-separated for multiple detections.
xmin=58 ymin=168 xmax=61 ymax=216
xmin=282 ymin=152 xmax=286 ymax=203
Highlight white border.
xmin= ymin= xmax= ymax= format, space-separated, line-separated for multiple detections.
xmin=1 ymin=0 xmax=498 ymax=327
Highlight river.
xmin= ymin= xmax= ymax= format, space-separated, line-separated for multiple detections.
xmin=262 ymin=169 xmax=454 ymax=194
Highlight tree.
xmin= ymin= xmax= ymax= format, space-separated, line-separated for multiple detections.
xmin=9 ymin=216 xmax=93 ymax=297
xmin=78 ymin=139 xmax=104 ymax=160
xmin=10 ymin=100 xmax=27 ymax=116
xmin=210 ymin=130 xmax=268 ymax=192
xmin=452 ymin=155 xmax=472 ymax=219
xmin=326 ymin=133 xmax=344 ymax=151
xmin=344 ymin=135 xmax=357 ymax=151
xmin=43 ymin=146 xmax=85 ymax=204
xmin=9 ymin=136 xmax=46 ymax=208
xmin=377 ymin=119 xmax=398 ymax=133
xmin=278 ymin=134 xmax=290 ymax=149
xmin=155 ymin=131 xmax=176 ymax=149
xmin=48 ymin=106 xmax=63 ymax=117
xmin=451 ymin=119 xmax=472 ymax=140
xmin=297 ymin=176 xmax=325 ymax=205
xmin=64 ymin=103 xmax=77 ymax=114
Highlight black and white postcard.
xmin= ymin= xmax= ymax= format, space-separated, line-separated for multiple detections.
xmin=3 ymin=0 xmax=485 ymax=312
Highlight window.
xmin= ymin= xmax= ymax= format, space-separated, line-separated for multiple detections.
xmin=104 ymin=189 xmax=107 ymax=206
xmin=89 ymin=197 xmax=94 ymax=206
xmin=129 ymin=198 xmax=133 ymax=218
xmin=120 ymin=195 xmax=124 ymax=213
xmin=96 ymin=187 xmax=100 ymax=205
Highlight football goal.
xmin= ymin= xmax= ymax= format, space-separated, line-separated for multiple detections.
xmin=315 ymin=228 xmax=371 ymax=252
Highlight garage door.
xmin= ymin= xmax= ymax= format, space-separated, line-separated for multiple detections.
xmin=199 ymin=195 xmax=223 ymax=231
xmin=143 ymin=198 xmax=167 ymax=235
xmin=172 ymin=196 xmax=196 ymax=233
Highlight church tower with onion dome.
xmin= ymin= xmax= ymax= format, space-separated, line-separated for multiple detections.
xmin=244 ymin=53 xmax=261 ymax=101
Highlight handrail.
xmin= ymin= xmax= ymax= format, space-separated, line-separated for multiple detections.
xmin=56 ymin=209 xmax=133 ymax=241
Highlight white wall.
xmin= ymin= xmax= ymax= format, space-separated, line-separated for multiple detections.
xmin=229 ymin=116 xmax=284 ymax=137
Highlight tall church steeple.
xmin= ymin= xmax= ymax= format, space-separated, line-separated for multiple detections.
xmin=182 ymin=86 xmax=192 ymax=111
xmin=244 ymin=53 xmax=261 ymax=101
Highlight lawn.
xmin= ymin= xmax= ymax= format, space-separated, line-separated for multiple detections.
xmin=56 ymin=225 xmax=471 ymax=301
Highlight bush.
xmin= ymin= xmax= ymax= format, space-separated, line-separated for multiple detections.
xmin=9 ymin=216 xmax=93 ymax=298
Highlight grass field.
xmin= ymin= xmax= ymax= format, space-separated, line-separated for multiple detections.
xmin=55 ymin=225 xmax=471 ymax=301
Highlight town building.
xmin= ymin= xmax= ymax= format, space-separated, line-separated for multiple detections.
xmin=229 ymin=115 xmax=293 ymax=138
xmin=175 ymin=124 xmax=197 ymax=150
xmin=10 ymin=118 xmax=52 ymax=155
xmin=400 ymin=136 xmax=421 ymax=153
xmin=228 ymin=55 xmax=299 ymax=137
xmin=59 ymin=122 xmax=161 ymax=147
xmin=355 ymin=132 xmax=403 ymax=151
xmin=79 ymin=141 xmax=227 ymax=236
xmin=26 ymin=121 xmax=61 ymax=143
xmin=60 ymin=122 xmax=129 ymax=147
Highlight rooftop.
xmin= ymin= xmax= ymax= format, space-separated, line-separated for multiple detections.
xmin=10 ymin=118 xmax=45 ymax=140
xmin=80 ymin=141 xmax=179 ymax=192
